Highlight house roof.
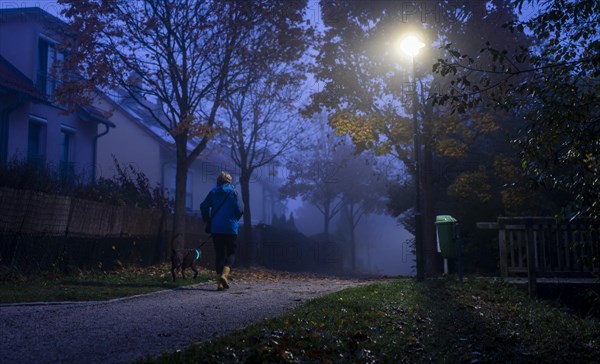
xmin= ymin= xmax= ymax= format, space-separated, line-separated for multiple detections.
xmin=111 ymin=94 xmax=235 ymax=166
xmin=101 ymin=94 xmax=177 ymax=149
xmin=0 ymin=55 xmax=45 ymax=101
xmin=0 ymin=7 xmax=64 ymax=25
xmin=0 ymin=55 xmax=114 ymax=128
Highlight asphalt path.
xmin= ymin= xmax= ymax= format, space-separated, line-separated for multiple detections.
xmin=0 ymin=277 xmax=370 ymax=364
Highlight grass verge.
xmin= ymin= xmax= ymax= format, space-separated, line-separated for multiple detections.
xmin=0 ymin=263 xmax=213 ymax=303
xmin=142 ymin=278 xmax=600 ymax=364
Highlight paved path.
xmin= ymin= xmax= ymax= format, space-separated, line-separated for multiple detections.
xmin=0 ymin=277 xmax=369 ymax=364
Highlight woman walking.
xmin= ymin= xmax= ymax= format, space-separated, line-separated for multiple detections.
xmin=200 ymin=171 xmax=243 ymax=290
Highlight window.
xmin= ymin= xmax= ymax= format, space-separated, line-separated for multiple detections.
xmin=60 ymin=126 xmax=75 ymax=182
xmin=27 ymin=118 xmax=47 ymax=167
xmin=37 ymin=37 xmax=63 ymax=97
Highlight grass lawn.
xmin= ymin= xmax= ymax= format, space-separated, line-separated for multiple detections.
xmin=0 ymin=263 xmax=213 ymax=303
xmin=143 ymin=278 xmax=600 ymax=364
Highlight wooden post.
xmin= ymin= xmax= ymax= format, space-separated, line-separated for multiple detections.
xmin=525 ymin=220 xmax=537 ymax=298
xmin=498 ymin=222 xmax=508 ymax=278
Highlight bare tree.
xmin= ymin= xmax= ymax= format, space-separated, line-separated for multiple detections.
xmin=337 ymin=153 xmax=388 ymax=271
xmin=57 ymin=0 xmax=311 ymax=249
xmin=280 ymin=120 xmax=348 ymax=241
xmin=219 ymin=66 xmax=308 ymax=262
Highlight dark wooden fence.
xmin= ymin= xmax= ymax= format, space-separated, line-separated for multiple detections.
xmin=254 ymin=225 xmax=344 ymax=274
xmin=0 ymin=187 xmax=344 ymax=274
xmin=498 ymin=217 xmax=600 ymax=278
xmin=0 ymin=186 xmax=214 ymax=271
xmin=488 ymin=217 xmax=600 ymax=298
xmin=0 ymin=187 xmax=165 ymax=237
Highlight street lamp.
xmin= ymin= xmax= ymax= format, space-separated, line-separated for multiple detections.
xmin=399 ymin=35 xmax=425 ymax=58
xmin=399 ymin=34 xmax=425 ymax=280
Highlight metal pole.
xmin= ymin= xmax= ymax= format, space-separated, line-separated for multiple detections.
xmin=455 ymin=222 xmax=463 ymax=283
xmin=412 ymin=55 xmax=424 ymax=281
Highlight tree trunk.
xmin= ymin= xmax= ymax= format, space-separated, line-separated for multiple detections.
xmin=422 ymin=141 xmax=437 ymax=276
xmin=350 ymin=224 xmax=356 ymax=272
xmin=422 ymin=103 xmax=437 ymax=276
xmin=239 ymin=171 xmax=254 ymax=265
xmin=172 ymin=137 xmax=189 ymax=251
xmin=323 ymin=209 xmax=330 ymax=242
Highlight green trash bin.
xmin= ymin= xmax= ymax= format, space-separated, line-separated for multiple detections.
xmin=435 ymin=215 xmax=457 ymax=258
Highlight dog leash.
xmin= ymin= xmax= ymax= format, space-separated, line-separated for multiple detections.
xmin=194 ymin=235 xmax=213 ymax=261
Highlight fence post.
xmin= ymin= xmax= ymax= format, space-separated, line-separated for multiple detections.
xmin=498 ymin=218 xmax=508 ymax=278
xmin=525 ymin=219 xmax=537 ymax=298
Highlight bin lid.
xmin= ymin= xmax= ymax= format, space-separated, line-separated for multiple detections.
xmin=435 ymin=215 xmax=457 ymax=224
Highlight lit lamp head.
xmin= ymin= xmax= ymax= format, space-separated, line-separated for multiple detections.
xmin=399 ymin=35 xmax=425 ymax=58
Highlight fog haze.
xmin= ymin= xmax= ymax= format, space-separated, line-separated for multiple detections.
xmin=292 ymin=202 xmax=415 ymax=276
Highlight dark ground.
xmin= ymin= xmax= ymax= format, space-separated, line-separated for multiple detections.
xmin=0 ymin=276 xmax=371 ymax=364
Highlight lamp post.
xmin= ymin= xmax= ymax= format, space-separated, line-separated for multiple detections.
xmin=399 ymin=35 xmax=425 ymax=280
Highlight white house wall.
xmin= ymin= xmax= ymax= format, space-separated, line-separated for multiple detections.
xmin=0 ymin=15 xmax=40 ymax=82
xmin=5 ymin=107 xmax=29 ymax=159
xmin=188 ymin=159 xmax=219 ymax=215
xmin=185 ymin=158 xmax=275 ymax=224
xmin=93 ymin=98 xmax=161 ymax=183
xmin=3 ymin=94 xmax=98 ymax=181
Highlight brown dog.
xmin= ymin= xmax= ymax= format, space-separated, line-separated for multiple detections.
xmin=169 ymin=234 xmax=202 ymax=282
xmin=170 ymin=248 xmax=200 ymax=282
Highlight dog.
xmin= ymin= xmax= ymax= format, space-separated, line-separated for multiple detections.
xmin=170 ymin=234 xmax=206 ymax=282
xmin=171 ymin=248 xmax=200 ymax=282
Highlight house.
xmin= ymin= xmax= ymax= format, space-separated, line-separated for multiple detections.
xmin=0 ymin=7 xmax=114 ymax=182
xmin=0 ymin=6 xmax=283 ymax=225
xmin=93 ymin=92 xmax=283 ymax=222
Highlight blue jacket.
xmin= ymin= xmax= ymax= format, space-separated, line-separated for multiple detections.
xmin=200 ymin=184 xmax=243 ymax=234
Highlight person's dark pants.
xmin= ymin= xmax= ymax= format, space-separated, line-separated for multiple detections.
xmin=213 ymin=233 xmax=237 ymax=275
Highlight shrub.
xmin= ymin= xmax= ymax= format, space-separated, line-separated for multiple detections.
xmin=0 ymin=156 xmax=168 ymax=209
